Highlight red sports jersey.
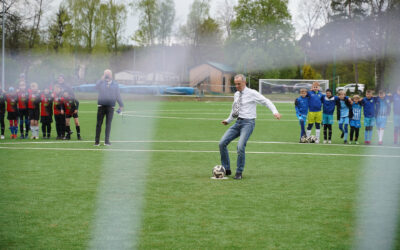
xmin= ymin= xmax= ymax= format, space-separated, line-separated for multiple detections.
xmin=6 ymin=93 xmax=18 ymax=112
xmin=28 ymin=91 xmax=40 ymax=109
xmin=17 ymin=90 xmax=28 ymax=109
xmin=63 ymin=97 xmax=75 ymax=116
xmin=53 ymin=93 xmax=64 ymax=115
xmin=40 ymin=93 xmax=53 ymax=116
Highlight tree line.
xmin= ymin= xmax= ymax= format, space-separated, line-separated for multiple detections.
xmin=0 ymin=0 xmax=399 ymax=92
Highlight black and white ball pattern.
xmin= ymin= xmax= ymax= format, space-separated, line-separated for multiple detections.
xmin=212 ymin=165 xmax=226 ymax=178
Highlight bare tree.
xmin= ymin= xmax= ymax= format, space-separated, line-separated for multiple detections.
xmin=215 ymin=0 xmax=235 ymax=39
xmin=179 ymin=0 xmax=211 ymax=46
xmin=99 ymin=0 xmax=127 ymax=52
xmin=67 ymin=0 xmax=101 ymax=52
xmin=157 ymin=0 xmax=175 ymax=46
xmin=297 ymin=0 xmax=330 ymax=37
xmin=28 ymin=0 xmax=44 ymax=49
xmin=131 ymin=0 xmax=160 ymax=46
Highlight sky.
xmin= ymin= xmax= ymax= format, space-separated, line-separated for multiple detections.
xmin=45 ymin=0 xmax=302 ymax=43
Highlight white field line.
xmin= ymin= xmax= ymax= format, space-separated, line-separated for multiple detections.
xmin=121 ymin=113 xmax=298 ymax=122
xmin=123 ymin=111 xmax=296 ymax=116
xmin=0 ymin=146 xmax=399 ymax=158
xmin=2 ymin=140 xmax=400 ymax=150
xmin=122 ymin=114 xmax=393 ymax=123
xmin=74 ymin=110 xmax=395 ymax=123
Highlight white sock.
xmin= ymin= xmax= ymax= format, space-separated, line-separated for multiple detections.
xmin=316 ymin=129 xmax=320 ymax=140
xmin=306 ymin=130 xmax=311 ymax=137
xmin=379 ymin=129 xmax=384 ymax=141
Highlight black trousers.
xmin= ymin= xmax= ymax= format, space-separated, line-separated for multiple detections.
xmin=54 ymin=114 xmax=66 ymax=137
xmin=0 ymin=114 xmax=4 ymax=135
xmin=95 ymin=106 xmax=114 ymax=143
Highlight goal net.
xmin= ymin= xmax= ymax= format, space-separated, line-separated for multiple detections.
xmin=258 ymin=79 xmax=329 ymax=95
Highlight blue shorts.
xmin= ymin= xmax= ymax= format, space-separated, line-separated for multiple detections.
xmin=376 ymin=117 xmax=387 ymax=129
xmin=339 ymin=117 xmax=349 ymax=125
xmin=364 ymin=117 xmax=375 ymax=127
xmin=394 ymin=115 xmax=400 ymax=127
xmin=322 ymin=114 xmax=334 ymax=125
xmin=297 ymin=114 xmax=307 ymax=122
xmin=350 ymin=119 xmax=361 ymax=128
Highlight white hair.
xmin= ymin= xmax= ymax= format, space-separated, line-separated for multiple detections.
xmin=234 ymin=74 xmax=246 ymax=82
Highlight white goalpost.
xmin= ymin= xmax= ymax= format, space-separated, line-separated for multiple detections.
xmin=258 ymin=79 xmax=329 ymax=95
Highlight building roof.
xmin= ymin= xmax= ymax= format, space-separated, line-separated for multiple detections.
xmin=189 ymin=61 xmax=235 ymax=73
xmin=115 ymin=70 xmax=145 ymax=75
xmin=205 ymin=61 xmax=235 ymax=73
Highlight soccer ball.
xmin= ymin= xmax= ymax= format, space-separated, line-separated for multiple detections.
xmin=212 ymin=165 xmax=226 ymax=179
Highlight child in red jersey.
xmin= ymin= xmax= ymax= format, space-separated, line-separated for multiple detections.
xmin=6 ymin=87 xmax=18 ymax=139
xmin=63 ymin=91 xmax=81 ymax=140
xmin=0 ymin=88 xmax=5 ymax=139
xmin=40 ymin=87 xmax=53 ymax=139
xmin=28 ymin=82 xmax=41 ymax=139
xmin=52 ymin=85 xmax=65 ymax=139
xmin=17 ymin=80 xmax=30 ymax=138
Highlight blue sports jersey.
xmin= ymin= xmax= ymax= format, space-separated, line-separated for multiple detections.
xmin=352 ymin=103 xmax=362 ymax=121
xmin=340 ymin=100 xmax=349 ymax=118
xmin=392 ymin=93 xmax=400 ymax=115
xmin=361 ymin=97 xmax=376 ymax=118
xmin=322 ymin=96 xmax=336 ymax=115
xmin=376 ymin=97 xmax=391 ymax=118
xmin=295 ymin=96 xmax=309 ymax=117
xmin=307 ymin=90 xmax=324 ymax=112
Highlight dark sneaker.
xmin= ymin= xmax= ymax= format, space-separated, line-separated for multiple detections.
xmin=226 ymin=169 xmax=232 ymax=176
xmin=65 ymin=134 xmax=71 ymax=140
xmin=77 ymin=135 xmax=82 ymax=140
xmin=25 ymin=134 xmax=29 ymax=139
xmin=94 ymin=142 xmax=100 ymax=146
xmin=234 ymin=172 xmax=242 ymax=180
xmin=19 ymin=135 xmax=24 ymax=139
xmin=341 ymin=132 xmax=344 ymax=138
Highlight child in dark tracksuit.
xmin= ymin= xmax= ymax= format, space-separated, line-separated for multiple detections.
xmin=40 ymin=88 xmax=53 ymax=139
xmin=52 ymin=85 xmax=65 ymax=140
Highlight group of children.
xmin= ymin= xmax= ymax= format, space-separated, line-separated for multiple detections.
xmin=0 ymin=75 xmax=81 ymax=140
xmin=295 ymin=82 xmax=400 ymax=145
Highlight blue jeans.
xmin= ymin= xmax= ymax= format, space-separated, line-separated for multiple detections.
xmin=219 ymin=119 xmax=255 ymax=173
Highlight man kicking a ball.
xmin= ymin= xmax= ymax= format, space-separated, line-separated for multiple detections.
xmin=219 ymin=74 xmax=281 ymax=180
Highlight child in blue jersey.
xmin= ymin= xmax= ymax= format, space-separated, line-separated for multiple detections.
xmin=349 ymin=95 xmax=362 ymax=144
xmin=360 ymin=90 xmax=377 ymax=145
xmin=392 ymin=86 xmax=400 ymax=144
xmin=295 ymin=88 xmax=309 ymax=142
xmin=306 ymin=82 xmax=324 ymax=143
xmin=322 ymin=89 xmax=336 ymax=144
xmin=336 ymin=90 xmax=353 ymax=144
xmin=375 ymin=90 xmax=391 ymax=145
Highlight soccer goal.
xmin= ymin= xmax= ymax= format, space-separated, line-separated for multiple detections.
xmin=258 ymin=79 xmax=329 ymax=95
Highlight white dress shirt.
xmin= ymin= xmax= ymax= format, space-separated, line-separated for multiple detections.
xmin=225 ymin=87 xmax=279 ymax=124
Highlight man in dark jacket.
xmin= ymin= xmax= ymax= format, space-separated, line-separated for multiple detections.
xmin=94 ymin=69 xmax=124 ymax=146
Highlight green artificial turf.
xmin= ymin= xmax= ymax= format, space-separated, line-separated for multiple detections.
xmin=0 ymin=99 xmax=399 ymax=249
